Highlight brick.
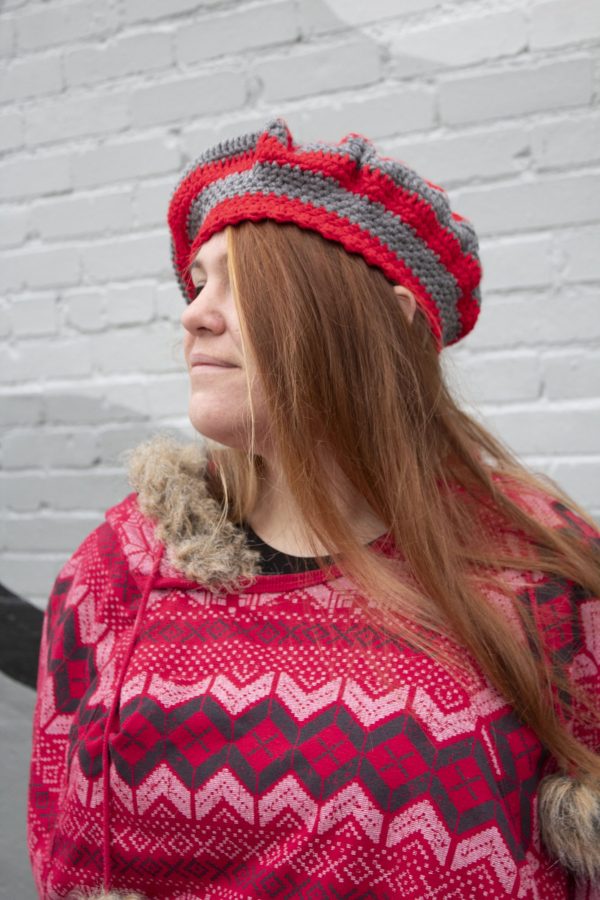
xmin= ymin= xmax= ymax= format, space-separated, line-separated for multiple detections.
xmin=10 ymin=293 xmax=58 ymax=337
xmin=0 ymin=472 xmax=45 ymax=511
xmin=389 ymin=10 xmax=526 ymax=78
xmin=283 ymin=86 xmax=435 ymax=142
xmin=254 ymin=37 xmax=382 ymax=102
xmin=73 ymin=135 xmax=180 ymax=190
xmin=43 ymin=388 xmax=118 ymax=425
xmin=0 ymin=109 xmax=23 ymax=153
xmin=155 ymin=281 xmax=184 ymax=321
xmin=23 ymin=245 xmax=81 ymax=289
xmin=382 ymin=123 xmax=531 ymax=187
xmin=3 ymin=514 xmax=101 ymax=552
xmin=16 ymin=0 xmax=117 ymax=52
xmin=0 ymin=556 xmax=67 ymax=600
xmin=542 ymin=350 xmax=600 ymax=400
xmin=551 ymin=459 xmax=600 ymax=508
xmin=0 ymin=15 xmax=15 ymax=57
xmin=0 ymin=52 xmax=62 ymax=103
xmin=44 ymin=430 xmax=99 ymax=468
xmin=176 ymin=2 xmax=299 ymax=64
xmin=0 ymin=205 xmax=29 ymax=248
xmin=0 ymin=392 xmax=44 ymax=426
xmin=452 ymin=173 xmax=600 ymax=236
xmin=43 ymin=470 xmax=130 ymax=511
xmin=0 ymin=152 xmax=71 ymax=201
xmin=182 ymin=111 xmax=287 ymax=158
xmin=557 ymin=225 xmax=600 ymax=282
xmin=64 ymin=288 xmax=106 ymax=333
xmin=64 ymin=30 xmax=173 ymax=88
xmin=479 ymin=235 xmax=553 ymax=292
xmin=4 ymin=337 xmax=93 ymax=383
xmin=90 ymin=321 xmax=183 ymax=375
xmin=44 ymin=339 xmax=94 ymax=380
xmin=144 ymin=374 xmax=189 ymax=419
xmin=105 ymin=282 xmax=155 ymax=326
xmin=1 ymin=429 xmax=42 ymax=469
xmin=26 ymin=89 xmax=129 ymax=146
xmin=446 ymin=351 xmax=542 ymax=405
xmin=97 ymin=424 xmax=156 ymax=465
xmin=440 ymin=57 xmax=593 ymax=126
xmin=80 ymin=232 xmax=170 ymax=281
xmin=33 ymin=189 xmax=133 ymax=241
xmin=298 ymin=0 xmax=439 ymax=34
xmin=0 ymin=304 xmax=11 ymax=338
xmin=482 ymin=404 xmax=600 ymax=455
xmin=44 ymin=384 xmax=149 ymax=425
xmin=462 ymin=290 xmax=600 ymax=351
xmin=131 ymin=70 xmax=246 ymax=128
xmin=135 ymin=178 xmax=173 ymax=228
xmin=532 ymin=113 xmax=600 ymax=170
xmin=0 ymin=253 xmax=25 ymax=292
xmin=0 ymin=245 xmax=80 ymax=292
xmin=2 ymin=428 xmax=98 ymax=469
xmin=124 ymin=0 xmax=208 ymax=24
xmin=102 ymin=383 xmax=149 ymax=421
xmin=531 ymin=0 xmax=600 ymax=49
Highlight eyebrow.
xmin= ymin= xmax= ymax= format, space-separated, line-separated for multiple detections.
xmin=190 ymin=255 xmax=229 ymax=275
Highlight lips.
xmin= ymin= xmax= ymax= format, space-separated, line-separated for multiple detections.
xmin=189 ymin=352 xmax=237 ymax=368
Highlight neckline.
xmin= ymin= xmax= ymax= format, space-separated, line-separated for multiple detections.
xmin=236 ymin=522 xmax=397 ymax=593
xmin=242 ymin=522 xmax=327 ymax=572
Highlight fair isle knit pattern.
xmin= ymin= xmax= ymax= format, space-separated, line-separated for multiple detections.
xmin=28 ymin=446 xmax=600 ymax=899
xmin=167 ymin=118 xmax=482 ymax=350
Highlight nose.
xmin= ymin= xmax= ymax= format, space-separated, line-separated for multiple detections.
xmin=180 ymin=287 xmax=226 ymax=336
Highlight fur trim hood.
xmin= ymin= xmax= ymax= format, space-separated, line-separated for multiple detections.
xmin=126 ymin=435 xmax=261 ymax=593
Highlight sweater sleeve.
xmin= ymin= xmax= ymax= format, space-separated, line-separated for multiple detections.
xmin=528 ymin=500 xmax=600 ymax=754
xmin=27 ymin=521 xmax=140 ymax=896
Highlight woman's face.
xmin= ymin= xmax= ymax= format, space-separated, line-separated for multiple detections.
xmin=181 ymin=230 xmax=269 ymax=451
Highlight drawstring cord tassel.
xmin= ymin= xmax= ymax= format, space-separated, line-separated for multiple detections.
xmin=100 ymin=546 xmax=165 ymax=894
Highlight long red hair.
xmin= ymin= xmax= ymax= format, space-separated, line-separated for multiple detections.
xmin=201 ymin=220 xmax=600 ymax=782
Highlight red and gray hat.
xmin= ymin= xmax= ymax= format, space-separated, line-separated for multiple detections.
xmin=167 ymin=118 xmax=482 ymax=350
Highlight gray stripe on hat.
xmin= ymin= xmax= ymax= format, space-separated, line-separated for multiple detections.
xmin=187 ymin=162 xmax=463 ymax=342
xmin=171 ymin=130 xmax=263 ymax=203
xmin=291 ymin=134 xmax=479 ymax=267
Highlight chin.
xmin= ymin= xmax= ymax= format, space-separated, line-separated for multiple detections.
xmin=188 ymin=405 xmax=249 ymax=451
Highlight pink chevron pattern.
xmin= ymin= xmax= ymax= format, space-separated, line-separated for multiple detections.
xmin=28 ymin=493 xmax=600 ymax=899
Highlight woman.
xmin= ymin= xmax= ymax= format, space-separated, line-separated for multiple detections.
xmin=28 ymin=118 xmax=600 ymax=899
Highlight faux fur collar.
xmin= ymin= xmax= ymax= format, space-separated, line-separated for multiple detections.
xmin=127 ymin=436 xmax=261 ymax=592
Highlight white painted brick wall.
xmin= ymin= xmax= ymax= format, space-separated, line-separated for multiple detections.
xmin=1 ymin=0 xmax=599 ymax=605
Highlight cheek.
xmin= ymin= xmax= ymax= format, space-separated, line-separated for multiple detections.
xmin=182 ymin=329 xmax=194 ymax=360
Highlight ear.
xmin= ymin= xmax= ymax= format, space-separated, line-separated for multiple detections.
xmin=393 ymin=285 xmax=417 ymax=325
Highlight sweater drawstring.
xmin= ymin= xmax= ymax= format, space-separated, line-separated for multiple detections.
xmin=101 ymin=545 xmax=165 ymax=892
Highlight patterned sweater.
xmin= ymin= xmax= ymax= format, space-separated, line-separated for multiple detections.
xmin=28 ymin=451 xmax=600 ymax=899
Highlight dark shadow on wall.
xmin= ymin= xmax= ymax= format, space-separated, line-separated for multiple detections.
xmin=0 ymin=582 xmax=43 ymax=689
xmin=0 ymin=584 xmax=40 ymax=898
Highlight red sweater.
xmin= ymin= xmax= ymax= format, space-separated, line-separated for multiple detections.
xmin=28 ymin=487 xmax=600 ymax=899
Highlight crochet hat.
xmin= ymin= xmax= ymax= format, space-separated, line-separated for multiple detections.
xmin=168 ymin=118 xmax=482 ymax=350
